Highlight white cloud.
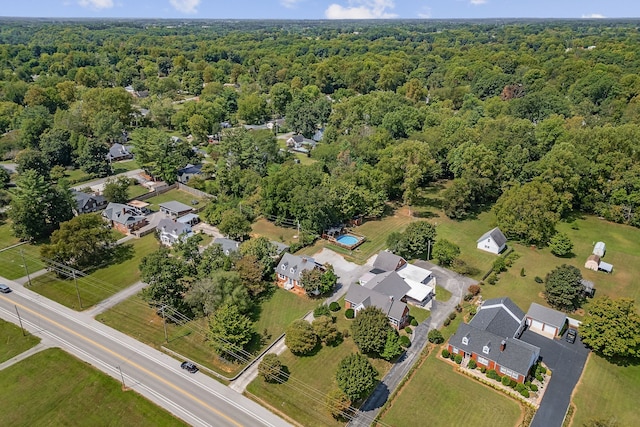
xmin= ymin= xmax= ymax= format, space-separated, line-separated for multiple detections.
xmin=169 ymin=0 xmax=201 ymax=14
xmin=78 ymin=0 xmax=114 ymax=9
xmin=281 ymin=0 xmax=302 ymax=8
xmin=470 ymin=0 xmax=487 ymax=5
xmin=581 ymin=13 xmax=605 ymax=19
xmin=325 ymin=0 xmax=397 ymax=19
xmin=418 ymin=7 xmax=431 ymax=19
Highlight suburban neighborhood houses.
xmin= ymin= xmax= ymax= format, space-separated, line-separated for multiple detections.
xmin=3 ymin=16 xmax=640 ymax=427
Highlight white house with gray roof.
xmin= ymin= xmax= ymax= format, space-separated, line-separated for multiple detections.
xmin=448 ymin=297 xmax=540 ymax=383
xmin=275 ymin=253 xmax=323 ymax=293
xmin=477 ymin=227 xmax=507 ymax=255
xmin=213 ymin=238 xmax=241 ymax=256
xmin=525 ymin=303 xmax=568 ymax=339
xmin=157 ymin=218 xmax=193 ymax=246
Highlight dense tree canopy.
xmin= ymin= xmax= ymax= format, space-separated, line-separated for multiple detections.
xmin=545 ymin=264 xmax=584 ymax=312
xmin=580 ymin=297 xmax=640 ymax=359
xmin=351 ymin=306 xmax=391 ymax=355
xmin=335 ymin=353 xmax=378 ymax=401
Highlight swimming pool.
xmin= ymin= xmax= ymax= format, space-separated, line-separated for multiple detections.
xmin=336 ymin=234 xmax=359 ymax=246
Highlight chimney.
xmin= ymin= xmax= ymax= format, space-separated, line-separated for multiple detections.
xmin=302 ymin=257 xmax=307 ymax=263
xmin=122 ymin=207 xmax=126 ymax=214
xmin=500 ymin=340 xmax=506 ymax=352
xmin=389 ymin=295 xmax=394 ymax=301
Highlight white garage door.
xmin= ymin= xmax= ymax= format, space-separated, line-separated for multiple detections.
xmin=543 ymin=323 xmax=557 ymax=334
xmin=530 ymin=320 xmax=544 ymax=330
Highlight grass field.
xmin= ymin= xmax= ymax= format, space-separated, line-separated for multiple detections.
xmin=111 ymin=159 xmax=140 ymax=174
xmin=408 ymin=305 xmax=430 ymax=324
xmin=247 ymin=310 xmax=392 ymax=427
xmin=128 ymin=182 xmax=150 ymax=199
xmin=251 ymin=218 xmax=300 ymax=245
xmin=570 ymin=355 xmax=639 ymax=427
xmin=379 ymin=350 xmax=523 ymax=427
xmin=0 ymin=348 xmax=187 ymax=427
xmin=0 ymin=221 xmax=20 ymax=249
xmin=144 ymin=189 xmax=207 ymax=211
xmin=0 ymin=319 xmax=41 ymax=363
xmin=0 ymin=242 xmax=45 ymax=280
xmin=28 ymin=234 xmax=159 ymax=310
xmin=251 ymin=287 xmax=316 ymax=344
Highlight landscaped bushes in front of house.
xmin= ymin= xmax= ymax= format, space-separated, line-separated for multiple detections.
xmin=441 ymin=349 xmax=450 ymax=358
xmin=329 ymin=301 xmax=340 ymax=312
xmin=454 ymin=354 xmax=462 ymax=364
xmin=468 ymin=359 xmax=477 ymax=369
xmin=345 ymin=308 xmax=354 ymax=319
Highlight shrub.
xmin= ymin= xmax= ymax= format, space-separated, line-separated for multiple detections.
xmin=487 ymin=274 xmax=498 ymax=285
xmin=520 ymin=389 xmax=530 ymax=398
xmin=516 ymin=383 xmax=526 ymax=393
xmin=535 ymin=373 xmax=544 ymax=382
xmin=493 ymin=257 xmax=507 ymax=273
xmin=258 ymin=354 xmax=283 ymax=382
xmin=468 ymin=284 xmax=481 ymax=296
xmin=410 ymin=318 xmax=418 ymax=327
xmin=468 ymin=359 xmax=477 ymax=369
xmin=509 ymin=379 xmax=517 ymax=388
xmin=443 ymin=318 xmax=451 ymax=327
xmin=469 ymin=307 xmax=477 ymax=316
xmin=529 ymin=384 xmax=538 ymax=392
xmin=345 ymin=308 xmax=354 ymax=319
xmin=520 ymin=267 xmax=525 ymax=277
xmin=404 ymin=326 xmax=413 ymax=335
xmin=329 ymin=301 xmax=340 ymax=312
xmin=480 ymin=366 xmax=486 ymax=373
xmin=524 ymin=381 xmax=531 ymax=388
xmin=448 ymin=312 xmax=457 ymax=320
xmin=455 ymin=304 xmax=462 ymax=313
xmin=463 ymin=293 xmax=473 ymax=301
xmin=501 ymin=376 xmax=511 ymax=386
xmin=486 ymin=369 xmax=498 ymax=380
xmin=399 ymin=335 xmax=411 ymax=347
xmin=441 ymin=349 xmax=450 ymax=358
xmin=314 ymin=304 xmax=331 ymax=317
xmin=428 ymin=329 xmax=444 ymax=344
xmin=454 ymin=354 xmax=462 ymax=364
xmin=534 ymin=276 xmax=544 ymax=284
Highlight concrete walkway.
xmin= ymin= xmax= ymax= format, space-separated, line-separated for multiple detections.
xmin=0 ymin=341 xmax=51 ymax=371
xmin=14 ymin=267 xmax=49 ymax=285
xmin=84 ymin=280 xmax=147 ymax=317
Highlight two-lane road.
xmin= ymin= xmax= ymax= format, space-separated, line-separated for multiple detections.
xmin=0 ymin=277 xmax=291 ymax=427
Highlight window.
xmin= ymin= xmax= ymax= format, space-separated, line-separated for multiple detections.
xmin=500 ymin=367 xmax=519 ymax=380
xmin=477 ymin=356 xmax=488 ymax=366
xmin=281 ymin=264 xmax=286 ymax=270
xmin=482 ymin=345 xmax=490 ymax=354
xmin=290 ymin=268 xmax=295 ymax=274
xmin=461 ymin=337 xmax=469 ymax=345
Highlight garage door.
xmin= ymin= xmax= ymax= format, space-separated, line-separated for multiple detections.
xmin=530 ymin=320 xmax=544 ymax=331
xmin=543 ymin=323 xmax=557 ymax=335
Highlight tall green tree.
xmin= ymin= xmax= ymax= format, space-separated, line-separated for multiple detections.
xmin=218 ymin=209 xmax=252 ymax=240
xmin=15 ymin=148 xmax=51 ymax=177
xmin=580 ymin=297 xmax=640 ymax=359
xmin=351 ymin=306 xmax=391 ymax=355
xmin=258 ymin=353 xmax=283 ymax=383
xmin=336 ymin=353 xmax=378 ymax=401
xmin=184 ymin=271 xmax=251 ymax=317
xmin=544 ymin=264 xmax=584 ymax=312
xmin=285 ymin=320 xmax=318 ymax=356
xmin=388 ymin=221 xmax=437 ymax=260
xmin=77 ymin=139 xmax=111 ymax=178
xmin=432 ymin=239 xmax=460 ymax=267
xmin=131 ymin=128 xmax=193 ymax=183
xmin=103 ymin=176 xmax=130 ymax=204
xmin=140 ymin=249 xmax=189 ymax=314
xmin=208 ymin=304 xmax=254 ymax=359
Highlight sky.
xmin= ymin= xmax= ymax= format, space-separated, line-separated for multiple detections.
xmin=0 ymin=0 xmax=638 ymax=20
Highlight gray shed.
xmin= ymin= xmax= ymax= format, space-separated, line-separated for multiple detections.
xmin=593 ymin=241 xmax=606 ymax=257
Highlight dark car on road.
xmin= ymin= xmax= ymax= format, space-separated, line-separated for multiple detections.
xmin=566 ymin=328 xmax=577 ymax=344
xmin=0 ymin=284 xmax=12 ymax=293
xmin=181 ymin=361 xmax=198 ymax=373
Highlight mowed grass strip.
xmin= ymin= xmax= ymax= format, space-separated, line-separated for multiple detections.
xmin=144 ymin=189 xmax=207 ymax=211
xmin=247 ymin=306 xmax=392 ymax=427
xmin=28 ymin=234 xmax=159 ymax=310
xmin=251 ymin=218 xmax=300 ymax=245
xmin=570 ymin=354 xmax=639 ymax=427
xmin=0 ymin=221 xmax=20 ymax=249
xmin=0 ymin=243 xmax=46 ymax=280
xmin=0 ymin=348 xmax=187 ymax=427
xmin=380 ymin=351 xmax=522 ymax=427
xmin=252 ymin=288 xmax=317 ymax=341
xmin=0 ymin=318 xmax=41 ymax=363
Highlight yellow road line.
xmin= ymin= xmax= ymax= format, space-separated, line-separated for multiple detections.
xmin=2 ymin=296 xmax=243 ymax=427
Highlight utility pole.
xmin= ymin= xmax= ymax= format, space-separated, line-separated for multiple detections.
xmin=161 ymin=305 xmax=168 ymax=343
xmin=117 ymin=365 xmax=127 ymax=390
xmin=20 ymin=249 xmax=32 ymax=287
xmin=72 ymin=271 xmax=83 ymax=309
xmin=427 ymin=240 xmax=432 ymax=261
xmin=14 ymin=305 xmax=26 ymax=336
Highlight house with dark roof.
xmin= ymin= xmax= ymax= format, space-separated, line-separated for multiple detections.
xmin=157 ymin=218 xmax=193 ymax=246
xmin=176 ymin=164 xmax=203 ymax=185
xmin=447 ymin=297 xmax=540 ymax=383
xmin=275 ymin=253 xmax=323 ymax=295
xmin=102 ymin=202 xmax=147 ymax=234
xmin=477 ymin=227 xmax=507 ymax=255
xmin=346 ymin=271 xmax=411 ymax=329
xmin=525 ymin=303 xmax=567 ymax=339
xmin=159 ymin=201 xmax=193 ymax=218
xmin=106 ymin=143 xmax=133 ymax=162
xmin=213 ymin=238 xmax=241 ymax=256
xmin=71 ymin=190 xmax=107 ymax=215
xmin=286 ymin=134 xmax=316 ymax=153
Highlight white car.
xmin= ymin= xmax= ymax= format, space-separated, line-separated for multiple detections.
xmin=0 ymin=284 xmax=12 ymax=293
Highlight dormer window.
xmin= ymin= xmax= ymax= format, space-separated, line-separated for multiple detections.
xmin=462 ymin=336 xmax=469 ymax=345
xmin=290 ymin=268 xmax=295 ymax=274
xmin=281 ymin=264 xmax=286 ymax=270
xmin=482 ymin=344 xmax=490 ymax=355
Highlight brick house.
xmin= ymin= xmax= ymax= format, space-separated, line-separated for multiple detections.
xmin=447 ymin=297 xmax=540 ymax=383
xmin=102 ymin=202 xmax=147 ymax=234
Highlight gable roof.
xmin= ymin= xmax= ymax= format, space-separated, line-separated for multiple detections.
xmin=177 ymin=163 xmax=203 ymax=176
xmin=156 ymin=218 xmax=191 ymax=236
xmin=270 ymin=240 xmax=290 ymax=255
xmin=106 ymin=143 xmax=132 ymax=160
xmin=373 ymin=251 xmax=405 ymax=272
xmin=72 ymin=190 xmax=106 ymax=211
xmin=367 ymin=271 xmax=412 ymax=302
xmin=526 ymin=303 xmax=567 ymax=330
xmin=213 ymin=238 xmax=241 ymax=255
xmin=159 ymin=200 xmax=193 ymax=213
xmin=477 ymin=227 xmax=507 ymax=248
xmin=102 ymin=202 xmax=146 ymax=226
xmin=345 ymin=284 xmax=407 ymax=322
xmin=276 ymin=253 xmax=319 ymax=281
xmin=471 ymin=297 xmax=525 ymax=339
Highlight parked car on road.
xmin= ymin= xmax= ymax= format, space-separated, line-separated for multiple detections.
xmin=566 ymin=328 xmax=577 ymax=344
xmin=181 ymin=361 xmax=198 ymax=373
xmin=0 ymin=284 xmax=12 ymax=293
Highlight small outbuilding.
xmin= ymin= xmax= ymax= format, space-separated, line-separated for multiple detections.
xmin=477 ymin=227 xmax=507 ymax=255
xmin=525 ymin=303 xmax=568 ymax=339
xmin=159 ymin=201 xmax=194 ymax=218
xmin=593 ymin=241 xmax=606 ymax=257
xmin=581 ymin=279 xmax=596 ymax=298
xmin=584 ymin=254 xmax=600 ymax=271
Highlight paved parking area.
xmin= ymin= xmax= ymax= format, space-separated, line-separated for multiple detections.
xmin=520 ymin=329 xmax=590 ymax=427
xmin=311 ymin=248 xmax=373 ymax=302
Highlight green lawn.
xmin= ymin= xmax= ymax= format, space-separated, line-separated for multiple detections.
xmin=0 ymin=221 xmax=20 ymax=249
xmin=63 ymin=167 xmax=93 ymax=185
xmin=0 ymin=243 xmax=45 ymax=280
xmin=247 ymin=308 xmax=392 ymax=427
xmin=0 ymin=348 xmax=187 ymax=427
xmin=128 ymin=182 xmax=150 ymax=199
xmin=112 ymin=159 xmax=140 ymax=174
xmin=28 ymin=234 xmax=159 ymax=310
xmin=251 ymin=218 xmax=300 ymax=245
xmin=436 ymin=286 xmax=452 ymax=303
xmin=570 ymin=354 xmax=639 ymax=427
xmin=252 ymin=288 xmax=317 ymax=343
xmin=144 ymin=189 xmax=207 ymax=211
xmin=0 ymin=319 xmax=41 ymax=363
xmin=408 ymin=305 xmax=430 ymax=324
xmin=379 ymin=350 xmax=522 ymax=427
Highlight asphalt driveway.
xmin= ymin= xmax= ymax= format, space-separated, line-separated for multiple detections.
xmin=520 ymin=329 xmax=590 ymax=427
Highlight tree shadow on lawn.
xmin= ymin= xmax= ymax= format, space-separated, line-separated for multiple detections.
xmin=109 ymin=242 xmax=135 ymax=264
xmin=359 ymin=381 xmax=390 ymax=411
xmin=602 ymin=353 xmax=640 ymax=368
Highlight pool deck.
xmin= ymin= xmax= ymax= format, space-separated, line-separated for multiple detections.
xmin=326 ymin=232 xmax=366 ymax=250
